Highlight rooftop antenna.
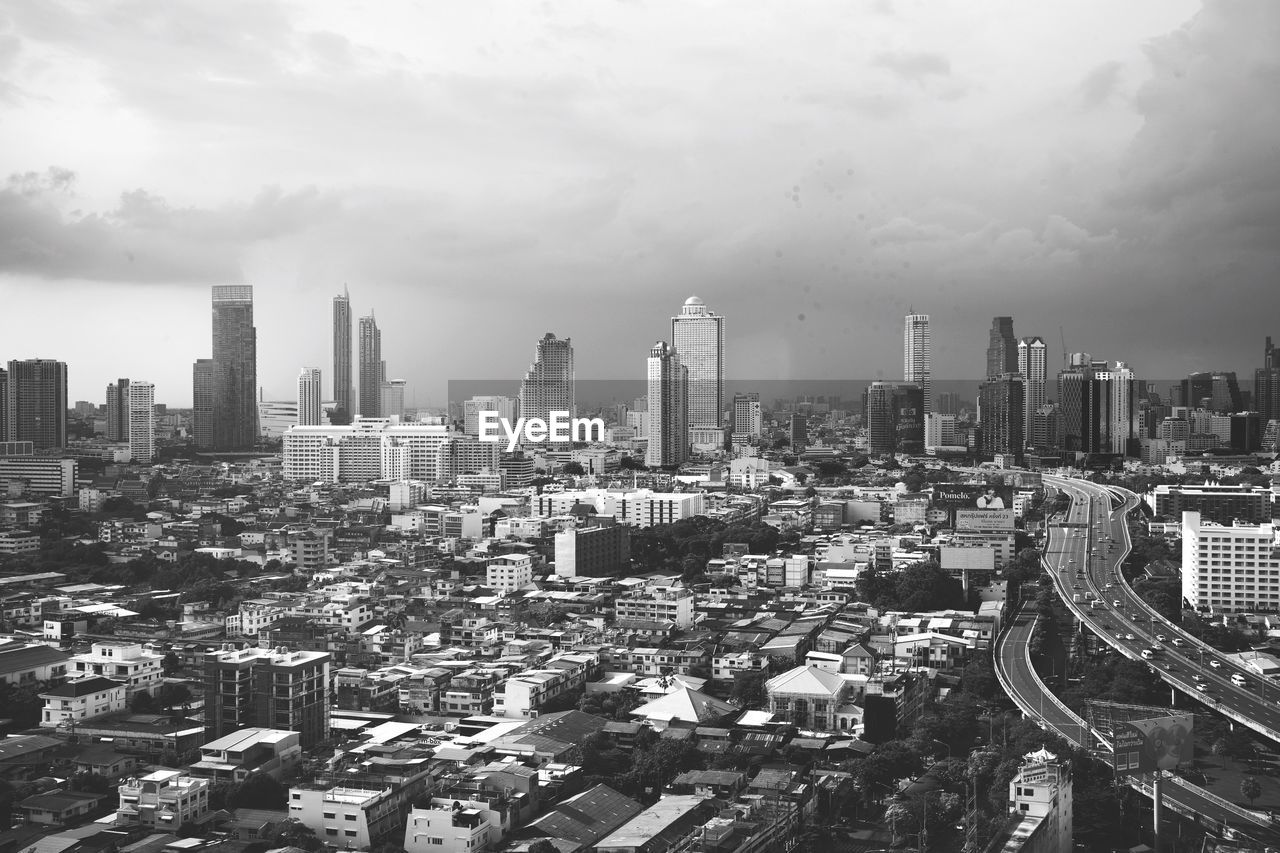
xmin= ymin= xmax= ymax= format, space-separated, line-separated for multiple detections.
xmin=1059 ymin=326 xmax=1068 ymax=370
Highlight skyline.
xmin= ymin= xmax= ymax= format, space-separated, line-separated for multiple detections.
xmin=3 ymin=1 xmax=1280 ymax=405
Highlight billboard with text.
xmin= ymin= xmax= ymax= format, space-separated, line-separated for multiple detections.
xmin=1112 ymin=713 xmax=1193 ymax=775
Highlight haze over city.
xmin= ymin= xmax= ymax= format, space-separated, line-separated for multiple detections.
xmin=2 ymin=0 xmax=1279 ymax=407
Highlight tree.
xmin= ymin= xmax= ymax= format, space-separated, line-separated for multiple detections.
xmin=562 ymin=462 xmax=586 ymax=475
xmin=1240 ymin=776 xmax=1263 ymax=807
xmin=529 ymin=840 xmax=559 ymax=853
xmin=228 ymin=774 xmax=289 ymax=810
xmin=158 ymin=682 xmax=193 ymax=714
xmin=161 ymin=651 xmax=182 ymax=676
xmin=130 ymin=691 xmax=157 ymax=713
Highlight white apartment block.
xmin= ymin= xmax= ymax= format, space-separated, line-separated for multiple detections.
xmin=1182 ymin=510 xmax=1280 ymax=613
xmin=69 ymin=641 xmax=163 ymax=697
xmin=404 ymin=799 xmax=502 ymax=853
xmin=1007 ymin=749 xmax=1072 ymax=853
xmin=41 ymin=676 xmax=127 ymax=725
xmin=290 ymin=784 xmax=395 ymax=849
xmin=530 ymin=489 xmax=704 ymax=528
xmin=615 ymin=586 xmax=695 ymax=628
xmin=283 ymin=418 xmax=497 ymax=484
xmin=486 ymin=554 xmax=534 ymax=593
xmin=118 ymin=770 xmax=211 ymax=830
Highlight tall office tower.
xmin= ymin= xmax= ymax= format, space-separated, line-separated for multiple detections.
xmin=1083 ymin=361 xmax=1141 ymax=456
xmin=332 ymin=286 xmax=353 ymax=416
xmin=1181 ymin=371 xmax=1242 ymax=413
xmin=671 ymin=296 xmax=725 ymax=431
xmin=192 ymin=359 xmax=214 ymax=448
xmin=903 ymin=313 xmax=932 ymax=414
xmin=1017 ymin=337 xmax=1047 ymax=448
xmin=864 ymin=381 xmax=898 ymax=456
xmin=978 ymin=373 xmax=1025 ymax=459
xmin=645 ymin=341 xmax=688 ymax=468
xmin=380 ymin=379 xmax=406 ymax=419
xmin=1055 ymin=353 xmax=1092 ymax=452
xmin=105 ymin=379 xmax=130 ymax=441
xmin=210 ymin=285 xmax=258 ymax=450
xmin=924 ymin=413 xmax=958 ymax=450
xmin=464 ymin=396 xmax=517 ymax=436
xmin=0 ymin=368 xmax=7 ymax=442
xmin=127 ymin=381 xmax=156 ymax=463
xmin=358 ymin=314 xmax=384 ymax=418
xmin=732 ymin=392 xmax=762 ymax=440
xmin=1030 ymin=403 xmax=1060 ymax=451
xmin=935 ymin=391 xmax=959 ymax=416
xmin=4 ymin=359 xmax=68 ymax=450
xmin=1255 ymin=337 xmax=1280 ymax=423
xmin=986 ymin=317 xmax=1018 ymax=379
xmin=203 ymin=646 xmax=331 ymax=749
xmin=789 ymin=413 xmax=807 ymax=452
xmin=519 ymin=333 xmax=575 ymax=444
xmin=893 ymin=383 xmax=925 ymax=454
xmin=297 ymin=367 xmax=322 ymax=426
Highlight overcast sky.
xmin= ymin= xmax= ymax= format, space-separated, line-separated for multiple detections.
xmin=2 ymin=0 xmax=1278 ymax=407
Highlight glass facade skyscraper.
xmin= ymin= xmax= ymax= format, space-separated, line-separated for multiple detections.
xmin=358 ymin=314 xmax=384 ymax=418
xmin=4 ymin=359 xmax=67 ymax=450
xmin=646 ymin=340 xmax=688 ymax=467
xmin=211 ymin=285 xmax=258 ymax=450
xmin=671 ymin=296 xmax=724 ymax=430
xmin=333 ymin=286 xmax=352 ymax=416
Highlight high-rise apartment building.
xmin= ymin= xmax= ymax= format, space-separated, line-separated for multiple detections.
xmin=986 ymin=317 xmax=1018 ymax=379
xmin=1256 ymin=336 xmax=1280 ymax=423
xmin=463 ymin=396 xmax=517 ymax=437
xmin=380 ymin=379 xmax=406 ymax=420
xmin=4 ymin=359 xmax=67 ymax=450
xmin=978 ymin=373 xmax=1025 ymax=459
xmin=127 ymin=381 xmax=155 ymax=463
xmin=332 ymin=286 xmax=353 ymax=416
xmin=204 ymin=646 xmax=331 ymax=749
xmin=1059 ymin=359 xmax=1141 ymax=456
xmin=903 ymin=313 xmax=932 ymax=414
xmin=671 ymin=296 xmax=725 ymax=431
xmin=192 ymin=359 xmax=214 ymax=448
xmin=732 ymin=392 xmax=762 ymax=441
xmin=0 ymin=368 xmax=7 ymax=443
xmin=1018 ymin=337 xmax=1047 ymax=447
xmin=645 ymin=341 xmax=688 ymax=468
xmin=789 ymin=413 xmax=807 ymax=452
xmin=106 ymin=379 xmax=130 ymax=442
xmin=519 ymin=333 xmax=574 ymax=445
xmin=358 ymin=314 xmax=384 ymax=418
xmin=297 ymin=368 xmax=323 ymax=426
xmin=1182 ymin=510 xmax=1280 ymax=614
xmin=210 ymin=286 xmax=258 ymax=450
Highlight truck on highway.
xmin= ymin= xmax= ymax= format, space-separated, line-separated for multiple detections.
xmin=1073 ymin=593 xmax=1083 ymax=603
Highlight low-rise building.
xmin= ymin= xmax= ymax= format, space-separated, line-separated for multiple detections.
xmin=41 ymin=676 xmax=127 ymax=725
xmin=404 ymin=798 xmax=504 ymax=853
xmin=117 ymin=769 xmax=211 ymax=830
xmin=188 ymin=727 xmax=303 ymax=783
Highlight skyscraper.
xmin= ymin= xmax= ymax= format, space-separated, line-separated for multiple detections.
xmin=864 ymin=381 xmax=898 ymax=456
xmin=358 ymin=314 xmax=384 ymax=418
xmin=1181 ymin=372 xmax=1242 ymax=413
xmin=106 ymin=378 xmax=130 ymax=442
xmin=978 ymin=373 xmax=1025 ymax=460
xmin=127 ymin=381 xmax=156 ymax=463
xmin=1018 ymin=337 xmax=1047 ymax=448
xmin=903 ymin=313 xmax=932 ymax=414
xmin=464 ymin=396 xmax=517 ymax=436
xmin=1065 ymin=360 xmax=1141 ymax=456
xmin=645 ymin=341 xmax=688 ymax=468
xmin=519 ymin=333 xmax=575 ymax=442
xmin=1256 ymin=337 xmax=1280 ymax=423
xmin=0 ymin=368 xmax=7 ymax=442
xmin=986 ymin=317 xmax=1018 ymax=379
xmin=333 ymin=286 xmax=353 ymax=416
xmin=380 ymin=379 xmax=406 ymax=420
xmin=192 ymin=359 xmax=214 ymax=448
xmin=210 ymin=285 xmax=258 ymax=450
xmin=732 ymin=392 xmax=762 ymax=440
xmin=4 ymin=359 xmax=68 ymax=450
xmin=297 ymin=367 xmax=323 ymax=426
xmin=671 ymin=296 xmax=725 ymax=431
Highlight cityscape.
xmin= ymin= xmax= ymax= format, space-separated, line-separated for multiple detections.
xmin=2 ymin=4 xmax=1280 ymax=853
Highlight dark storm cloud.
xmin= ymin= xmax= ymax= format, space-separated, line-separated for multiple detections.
xmin=0 ymin=167 xmax=342 ymax=282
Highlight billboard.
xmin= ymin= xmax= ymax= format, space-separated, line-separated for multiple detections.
xmin=955 ymin=509 xmax=1016 ymax=531
xmin=933 ymin=484 xmax=1015 ymax=515
xmin=1112 ymin=713 xmax=1194 ymax=775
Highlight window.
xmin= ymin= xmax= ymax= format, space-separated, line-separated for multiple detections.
xmin=325 ymin=829 xmax=338 ymax=837
xmin=345 ymin=814 xmax=358 ymax=821
xmin=345 ymin=830 xmax=358 ymax=838
xmin=323 ymin=812 xmax=336 ymax=819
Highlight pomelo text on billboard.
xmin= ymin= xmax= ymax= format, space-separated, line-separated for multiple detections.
xmin=478 ymin=410 xmax=605 ymax=452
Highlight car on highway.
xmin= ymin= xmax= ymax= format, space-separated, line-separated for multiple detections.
xmin=1171 ymin=638 xmax=1184 ymax=647
xmin=1124 ymin=633 xmax=1136 ymax=641
xmin=1113 ymin=600 xmax=1123 ymax=607
xmin=1192 ymin=673 xmax=1205 ymax=683
xmin=1209 ymin=659 xmax=1221 ymax=669
xmin=1155 ymin=634 xmax=1167 ymax=642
